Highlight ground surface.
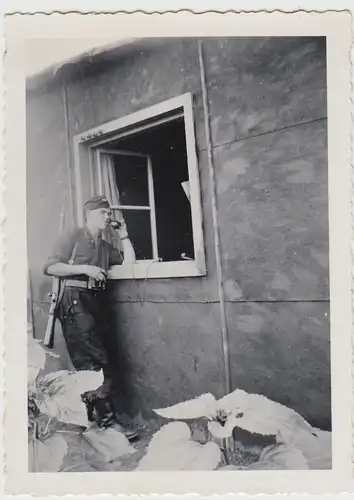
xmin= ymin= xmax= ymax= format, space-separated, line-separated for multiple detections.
xmin=60 ymin=421 xmax=158 ymax=472
xmin=29 ymin=414 xmax=260 ymax=472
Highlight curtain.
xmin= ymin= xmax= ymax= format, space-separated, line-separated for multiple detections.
xmin=100 ymin=153 xmax=129 ymax=250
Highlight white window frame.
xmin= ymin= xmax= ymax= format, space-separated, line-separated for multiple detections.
xmin=97 ymin=149 xmax=159 ymax=261
xmin=73 ymin=93 xmax=206 ymax=280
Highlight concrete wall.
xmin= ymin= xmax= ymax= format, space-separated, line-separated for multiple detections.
xmin=26 ymin=86 xmax=75 ymax=370
xmin=202 ymin=38 xmax=330 ymax=427
xmin=27 ymin=37 xmax=330 ymax=428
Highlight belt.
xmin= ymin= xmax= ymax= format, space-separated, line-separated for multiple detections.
xmin=65 ymin=279 xmax=89 ymax=289
xmin=65 ymin=279 xmax=106 ymax=291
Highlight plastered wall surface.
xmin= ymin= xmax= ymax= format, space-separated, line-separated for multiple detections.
xmin=27 ymin=37 xmax=330 ymax=427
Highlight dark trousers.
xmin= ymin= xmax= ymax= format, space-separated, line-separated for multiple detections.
xmin=57 ymin=286 xmax=114 ymax=399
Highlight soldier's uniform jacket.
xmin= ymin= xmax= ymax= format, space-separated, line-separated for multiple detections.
xmin=44 ymin=226 xmax=123 ymax=276
xmin=44 ymin=226 xmax=123 ymax=373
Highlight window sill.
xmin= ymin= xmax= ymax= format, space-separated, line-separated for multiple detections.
xmin=107 ymin=260 xmax=206 ymax=280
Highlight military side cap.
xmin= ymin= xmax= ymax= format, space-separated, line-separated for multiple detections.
xmin=84 ymin=195 xmax=110 ymax=211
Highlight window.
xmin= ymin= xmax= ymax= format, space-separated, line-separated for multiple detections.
xmin=73 ymin=93 xmax=206 ymax=280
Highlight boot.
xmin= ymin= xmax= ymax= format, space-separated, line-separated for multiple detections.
xmin=93 ymin=397 xmax=116 ymax=429
xmin=81 ymin=392 xmax=95 ymax=423
xmin=85 ymin=395 xmax=139 ymax=441
xmin=113 ymin=419 xmax=139 ymax=441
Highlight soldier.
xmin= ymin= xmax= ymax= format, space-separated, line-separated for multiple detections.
xmin=44 ymin=195 xmax=138 ymax=440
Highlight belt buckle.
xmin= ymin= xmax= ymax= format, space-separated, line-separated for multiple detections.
xmin=88 ymin=278 xmax=105 ymax=292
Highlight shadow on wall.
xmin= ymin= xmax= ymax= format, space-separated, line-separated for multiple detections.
xmin=105 ymin=300 xmax=136 ymax=416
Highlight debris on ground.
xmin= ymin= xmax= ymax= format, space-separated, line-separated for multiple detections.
xmin=83 ymin=424 xmax=136 ymax=462
xmin=136 ymin=422 xmax=221 ymax=471
xmin=27 ymin=341 xmax=332 ymax=472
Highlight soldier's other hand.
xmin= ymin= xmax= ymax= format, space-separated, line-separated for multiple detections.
xmin=84 ymin=265 xmax=107 ymax=282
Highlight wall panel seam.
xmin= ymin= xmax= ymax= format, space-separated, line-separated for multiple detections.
xmin=197 ymin=116 xmax=327 ymax=153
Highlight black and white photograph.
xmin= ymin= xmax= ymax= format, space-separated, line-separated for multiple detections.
xmin=3 ymin=8 xmax=353 ymax=496
xmin=25 ymin=33 xmax=332 ymax=473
